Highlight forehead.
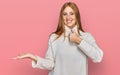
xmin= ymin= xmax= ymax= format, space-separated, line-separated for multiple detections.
xmin=63 ymin=6 xmax=74 ymax=12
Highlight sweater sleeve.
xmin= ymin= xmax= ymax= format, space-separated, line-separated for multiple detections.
xmin=32 ymin=34 xmax=55 ymax=70
xmin=78 ymin=32 xmax=103 ymax=63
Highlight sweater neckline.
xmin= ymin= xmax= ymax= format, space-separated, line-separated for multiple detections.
xmin=64 ymin=25 xmax=83 ymax=37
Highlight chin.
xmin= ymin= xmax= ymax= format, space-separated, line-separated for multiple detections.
xmin=66 ymin=24 xmax=75 ymax=28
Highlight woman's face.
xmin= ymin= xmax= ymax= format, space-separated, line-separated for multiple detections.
xmin=63 ymin=6 xmax=76 ymax=28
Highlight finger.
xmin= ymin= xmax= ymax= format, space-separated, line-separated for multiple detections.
xmin=70 ymin=32 xmax=73 ymax=35
xmin=12 ymin=56 xmax=21 ymax=60
xmin=70 ymin=31 xmax=73 ymax=36
xmin=12 ymin=54 xmax=26 ymax=59
xmin=73 ymin=32 xmax=80 ymax=37
xmin=71 ymin=29 xmax=74 ymax=33
xmin=75 ymin=32 xmax=79 ymax=36
xmin=12 ymin=57 xmax=17 ymax=59
xmin=18 ymin=54 xmax=27 ymax=59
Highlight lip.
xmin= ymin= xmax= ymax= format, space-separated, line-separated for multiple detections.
xmin=66 ymin=19 xmax=73 ymax=24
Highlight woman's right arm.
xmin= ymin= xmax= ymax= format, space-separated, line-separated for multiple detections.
xmin=32 ymin=34 xmax=55 ymax=70
xmin=13 ymin=34 xmax=55 ymax=70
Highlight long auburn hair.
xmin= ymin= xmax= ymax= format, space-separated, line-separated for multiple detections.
xmin=53 ymin=2 xmax=85 ymax=40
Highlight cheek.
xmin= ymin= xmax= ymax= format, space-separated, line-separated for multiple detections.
xmin=72 ymin=16 xmax=76 ymax=23
xmin=72 ymin=16 xmax=76 ymax=20
xmin=63 ymin=16 xmax=66 ymax=21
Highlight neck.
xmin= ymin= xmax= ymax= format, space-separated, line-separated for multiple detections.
xmin=65 ymin=25 xmax=76 ymax=29
xmin=64 ymin=25 xmax=78 ymax=37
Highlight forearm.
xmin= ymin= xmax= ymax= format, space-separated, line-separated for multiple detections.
xmin=32 ymin=56 xmax=54 ymax=70
xmin=78 ymin=40 xmax=103 ymax=62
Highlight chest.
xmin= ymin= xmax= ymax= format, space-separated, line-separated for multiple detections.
xmin=52 ymin=36 xmax=86 ymax=60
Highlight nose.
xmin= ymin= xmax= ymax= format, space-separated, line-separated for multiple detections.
xmin=66 ymin=15 xmax=71 ymax=19
xmin=66 ymin=14 xmax=71 ymax=18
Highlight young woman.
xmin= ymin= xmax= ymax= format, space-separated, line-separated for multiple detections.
xmin=13 ymin=2 xmax=103 ymax=75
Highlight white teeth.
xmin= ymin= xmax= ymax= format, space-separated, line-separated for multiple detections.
xmin=67 ymin=20 xmax=72 ymax=23
xmin=68 ymin=21 xmax=71 ymax=23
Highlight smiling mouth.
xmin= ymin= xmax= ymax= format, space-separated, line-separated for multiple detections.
xmin=66 ymin=19 xmax=73 ymax=24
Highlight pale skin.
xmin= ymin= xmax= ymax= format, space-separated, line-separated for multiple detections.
xmin=13 ymin=6 xmax=83 ymax=63
xmin=63 ymin=6 xmax=82 ymax=44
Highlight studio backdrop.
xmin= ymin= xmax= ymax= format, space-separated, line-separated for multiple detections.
xmin=0 ymin=0 xmax=120 ymax=75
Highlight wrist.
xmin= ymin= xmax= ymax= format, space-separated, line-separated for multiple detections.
xmin=29 ymin=54 xmax=37 ymax=62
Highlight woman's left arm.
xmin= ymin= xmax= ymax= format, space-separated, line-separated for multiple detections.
xmin=77 ymin=32 xmax=104 ymax=63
